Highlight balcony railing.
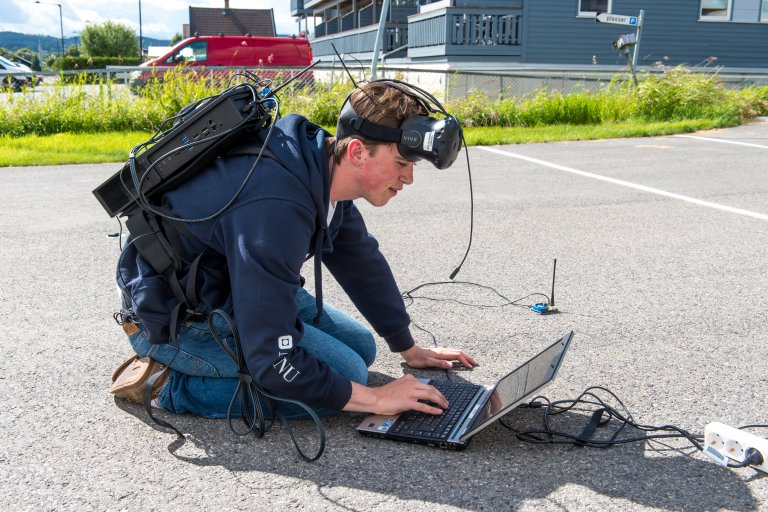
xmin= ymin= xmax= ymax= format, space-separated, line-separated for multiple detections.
xmin=408 ymin=6 xmax=522 ymax=59
xmin=311 ymin=23 xmax=408 ymax=58
xmin=309 ymin=4 xmax=522 ymax=62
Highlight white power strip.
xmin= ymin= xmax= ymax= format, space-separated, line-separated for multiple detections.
xmin=704 ymin=422 xmax=768 ymax=473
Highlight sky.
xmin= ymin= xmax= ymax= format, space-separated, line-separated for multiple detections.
xmin=0 ymin=0 xmax=300 ymax=41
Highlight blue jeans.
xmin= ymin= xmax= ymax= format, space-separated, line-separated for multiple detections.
xmin=128 ymin=288 xmax=376 ymax=420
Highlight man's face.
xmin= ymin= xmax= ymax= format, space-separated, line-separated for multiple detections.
xmin=357 ymin=143 xmax=415 ymax=207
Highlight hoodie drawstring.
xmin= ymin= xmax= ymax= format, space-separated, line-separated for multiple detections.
xmin=312 ymin=227 xmax=325 ymax=324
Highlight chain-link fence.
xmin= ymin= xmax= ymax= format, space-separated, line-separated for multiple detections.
xmin=312 ymin=63 xmax=768 ymax=102
xmin=14 ymin=63 xmax=764 ymax=103
xmin=314 ymin=65 xmax=614 ymax=101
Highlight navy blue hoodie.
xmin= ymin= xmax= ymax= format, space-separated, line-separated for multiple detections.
xmin=117 ymin=115 xmax=415 ymax=411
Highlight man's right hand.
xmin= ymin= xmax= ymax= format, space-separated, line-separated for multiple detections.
xmin=344 ymin=375 xmax=448 ymax=416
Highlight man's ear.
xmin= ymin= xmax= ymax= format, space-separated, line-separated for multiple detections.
xmin=346 ymin=138 xmax=367 ymax=168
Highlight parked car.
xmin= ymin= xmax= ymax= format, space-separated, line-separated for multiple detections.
xmin=11 ymin=56 xmax=44 ymax=85
xmin=0 ymin=56 xmax=32 ymax=92
xmin=130 ymin=35 xmax=313 ymax=92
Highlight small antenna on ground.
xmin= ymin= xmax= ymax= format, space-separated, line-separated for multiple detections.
xmin=531 ymin=258 xmax=559 ymax=315
xmin=550 ymin=258 xmax=557 ymax=307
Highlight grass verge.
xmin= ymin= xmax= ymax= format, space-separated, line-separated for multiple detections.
xmin=0 ymin=131 xmax=151 ymax=167
xmin=0 ymin=119 xmax=725 ymax=167
xmin=461 ymin=118 xmax=727 ymax=145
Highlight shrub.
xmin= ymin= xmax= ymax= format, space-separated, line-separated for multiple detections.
xmin=634 ymin=67 xmax=739 ymax=123
xmin=0 ymin=77 xmax=165 ymax=136
xmin=731 ymin=84 xmax=768 ymax=120
xmin=0 ymin=68 xmax=765 ymax=138
xmin=446 ymin=90 xmax=497 ymax=127
xmin=136 ymin=67 xmax=221 ymax=120
xmin=52 ymin=55 xmax=142 ymax=70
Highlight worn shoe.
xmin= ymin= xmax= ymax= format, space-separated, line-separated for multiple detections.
xmin=110 ymin=355 xmax=169 ymax=404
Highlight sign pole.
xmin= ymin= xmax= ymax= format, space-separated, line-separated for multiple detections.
xmin=632 ymin=10 xmax=644 ymax=67
xmin=370 ymin=0 xmax=391 ymax=81
xmin=626 ymin=51 xmax=638 ymax=87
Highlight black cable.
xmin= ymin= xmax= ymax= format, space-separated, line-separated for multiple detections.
xmin=403 ymin=280 xmax=549 ymax=310
xmin=400 ymin=283 xmax=767 ymax=470
xmin=126 ymin=82 xmax=277 ymax=224
xmin=208 ymin=309 xmax=326 ymax=462
xmin=449 ymin=131 xmax=473 ymax=280
xmin=401 ymin=281 xmax=551 ymax=375
xmin=738 ymin=424 xmax=768 ymax=430
xmin=728 ymin=448 xmax=764 ymax=468
xmin=498 ymin=386 xmax=708 ymax=452
xmin=403 ymin=285 xmax=765 ymax=471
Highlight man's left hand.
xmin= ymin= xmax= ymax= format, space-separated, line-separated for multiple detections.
xmin=400 ymin=346 xmax=478 ymax=370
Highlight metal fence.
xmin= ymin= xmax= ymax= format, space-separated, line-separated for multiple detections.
xmin=12 ymin=63 xmax=768 ymax=104
xmin=315 ymin=65 xmax=615 ymax=102
xmin=312 ymin=63 xmax=768 ymax=102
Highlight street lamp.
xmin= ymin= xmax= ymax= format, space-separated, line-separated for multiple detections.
xmin=138 ymin=0 xmax=143 ymax=60
xmin=34 ymin=1 xmax=65 ymax=59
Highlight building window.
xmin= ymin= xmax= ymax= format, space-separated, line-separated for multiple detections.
xmin=578 ymin=0 xmax=610 ymax=16
xmin=700 ymin=0 xmax=731 ymax=20
xmin=762 ymin=0 xmax=768 ymax=21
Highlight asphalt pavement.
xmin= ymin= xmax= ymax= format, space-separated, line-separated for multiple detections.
xmin=1 ymin=120 xmax=767 ymax=510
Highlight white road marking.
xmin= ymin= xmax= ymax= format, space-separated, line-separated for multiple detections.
xmin=477 ymin=146 xmax=768 ymax=221
xmin=677 ymin=135 xmax=768 ymax=149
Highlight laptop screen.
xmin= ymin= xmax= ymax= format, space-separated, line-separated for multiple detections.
xmin=460 ymin=331 xmax=573 ymax=440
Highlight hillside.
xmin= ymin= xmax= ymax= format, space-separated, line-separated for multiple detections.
xmin=0 ymin=31 xmax=170 ymax=55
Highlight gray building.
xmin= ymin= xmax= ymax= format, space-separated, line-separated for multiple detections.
xmin=291 ymin=0 xmax=768 ymax=69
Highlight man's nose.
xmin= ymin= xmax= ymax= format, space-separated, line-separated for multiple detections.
xmin=401 ymin=164 xmax=415 ymax=185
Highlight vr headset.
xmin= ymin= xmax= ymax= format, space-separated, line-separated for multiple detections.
xmin=335 ymin=80 xmax=463 ymax=170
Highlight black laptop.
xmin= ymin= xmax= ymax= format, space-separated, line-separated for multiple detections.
xmin=357 ymin=331 xmax=574 ymax=450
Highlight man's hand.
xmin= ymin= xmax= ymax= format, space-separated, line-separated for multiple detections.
xmin=344 ymin=376 xmax=448 ymax=416
xmin=399 ymin=345 xmax=478 ymax=370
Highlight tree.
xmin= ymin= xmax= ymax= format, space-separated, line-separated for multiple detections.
xmin=81 ymin=21 xmax=139 ymax=58
xmin=31 ymin=54 xmax=42 ymax=71
xmin=64 ymin=44 xmax=81 ymax=58
xmin=15 ymin=47 xmax=34 ymax=62
xmin=169 ymin=32 xmax=183 ymax=46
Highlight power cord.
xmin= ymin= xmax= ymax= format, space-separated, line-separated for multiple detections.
xmin=501 ymin=387 xmax=768 ymax=471
xmin=401 ymin=280 xmax=551 ymax=349
xmin=401 ymin=282 xmax=768 ymax=471
xmin=729 ymin=448 xmax=764 ymax=468
xmin=500 ymin=386 xmax=705 ymax=449
xmin=208 ymin=309 xmax=326 ymax=462
xmin=402 ymin=280 xmax=550 ymax=311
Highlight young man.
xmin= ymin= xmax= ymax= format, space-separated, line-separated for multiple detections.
xmin=111 ymin=81 xmax=477 ymax=420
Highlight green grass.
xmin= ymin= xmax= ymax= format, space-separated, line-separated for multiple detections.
xmin=462 ymin=118 xmax=728 ymax=145
xmin=0 ymin=67 xmax=765 ymax=167
xmin=0 ymin=131 xmax=151 ymax=167
xmin=0 ymin=119 xmax=730 ymax=167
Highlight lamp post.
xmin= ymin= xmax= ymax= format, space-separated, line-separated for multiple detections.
xmin=138 ymin=0 xmax=144 ymax=60
xmin=34 ymin=1 xmax=65 ymax=59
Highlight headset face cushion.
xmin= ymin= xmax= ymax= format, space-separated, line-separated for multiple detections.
xmin=398 ymin=115 xmax=462 ymax=169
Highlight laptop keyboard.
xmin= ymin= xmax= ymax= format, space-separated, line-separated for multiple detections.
xmin=390 ymin=380 xmax=482 ymax=439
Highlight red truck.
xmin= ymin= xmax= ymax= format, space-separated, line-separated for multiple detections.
xmin=131 ymin=35 xmax=313 ymax=90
